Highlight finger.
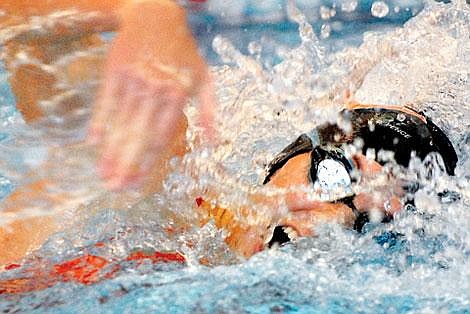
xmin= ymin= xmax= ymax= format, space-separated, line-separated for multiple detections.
xmin=88 ymin=72 xmax=121 ymax=144
xmin=97 ymin=152 xmax=117 ymax=181
xmin=280 ymin=203 xmax=354 ymax=236
xmin=106 ymin=96 xmax=160 ymax=189
xmin=98 ymin=78 xmax=141 ymax=180
xmin=124 ymin=90 xmax=186 ymax=188
xmin=120 ymin=97 xmax=180 ymax=184
xmin=114 ymin=78 xmax=142 ymax=125
xmin=152 ymin=88 xmax=186 ymax=144
xmin=279 ymin=212 xmax=316 ymax=237
xmin=196 ymin=77 xmax=216 ymax=143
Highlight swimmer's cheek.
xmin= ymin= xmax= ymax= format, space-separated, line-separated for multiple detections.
xmin=387 ymin=197 xmax=403 ymax=215
xmin=353 ymin=194 xmax=403 ymax=217
xmin=279 ymin=203 xmax=356 ymax=237
xmin=224 ymin=225 xmax=266 ymax=258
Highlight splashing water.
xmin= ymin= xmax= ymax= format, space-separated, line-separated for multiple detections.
xmin=341 ymin=0 xmax=359 ymax=13
xmin=0 ymin=0 xmax=469 ymax=312
xmin=371 ymin=1 xmax=390 ymax=18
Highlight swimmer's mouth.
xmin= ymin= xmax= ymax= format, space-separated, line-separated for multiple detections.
xmin=266 ymin=225 xmax=298 ymax=248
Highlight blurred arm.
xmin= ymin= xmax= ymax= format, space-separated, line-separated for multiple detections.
xmin=0 ymin=1 xmax=185 ymax=42
xmin=0 ymin=0 xmax=184 ymax=18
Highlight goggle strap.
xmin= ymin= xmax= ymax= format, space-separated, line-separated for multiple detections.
xmin=263 ymin=134 xmax=313 ymax=184
xmin=334 ymin=195 xmax=369 ymax=233
xmin=306 ymin=128 xmax=321 ymax=147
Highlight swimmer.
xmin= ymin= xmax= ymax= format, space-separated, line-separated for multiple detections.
xmin=0 ymin=96 xmax=457 ymax=265
xmin=0 ymin=1 xmax=458 ymax=264
xmin=194 ymin=102 xmax=458 ymax=257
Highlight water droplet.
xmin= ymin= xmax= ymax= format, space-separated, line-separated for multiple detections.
xmin=396 ymin=113 xmax=406 ymax=122
xmin=353 ymin=138 xmax=364 ymax=150
xmin=368 ymin=208 xmax=384 ymax=223
xmin=371 ymin=1 xmax=390 ymax=18
xmin=320 ymin=6 xmax=336 ymax=20
xmin=341 ymin=0 xmax=358 ymax=13
xmin=366 ymin=148 xmax=376 ymax=160
xmin=320 ymin=24 xmax=331 ymax=39
xmin=248 ymin=41 xmax=262 ymax=56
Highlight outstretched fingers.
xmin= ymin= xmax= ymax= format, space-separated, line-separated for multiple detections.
xmin=88 ymin=72 xmax=121 ymax=145
xmin=95 ymin=80 xmax=188 ymax=190
xmin=90 ymin=64 xmax=214 ymax=190
xmin=196 ymin=77 xmax=216 ymax=143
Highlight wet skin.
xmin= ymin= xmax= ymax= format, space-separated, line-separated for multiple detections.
xmin=1 ymin=0 xmax=215 ymax=190
xmin=0 ymin=0 xmax=215 ymax=266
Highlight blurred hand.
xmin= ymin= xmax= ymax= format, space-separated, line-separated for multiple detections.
xmin=88 ymin=2 xmax=215 ymax=190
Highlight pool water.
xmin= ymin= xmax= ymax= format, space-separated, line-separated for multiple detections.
xmin=1 ymin=1 xmax=469 ymax=313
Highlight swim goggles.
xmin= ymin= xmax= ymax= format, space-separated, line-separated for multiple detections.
xmin=264 ymin=128 xmax=356 ymax=192
xmin=263 ymin=130 xmax=362 ymax=220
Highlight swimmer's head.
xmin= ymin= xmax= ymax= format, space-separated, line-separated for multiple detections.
xmin=263 ymin=132 xmax=356 ymax=202
xmin=261 ymin=107 xmax=458 ymax=240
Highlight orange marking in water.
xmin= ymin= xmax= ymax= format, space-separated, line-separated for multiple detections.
xmin=53 ymin=254 xmax=109 ymax=285
xmin=126 ymin=251 xmax=186 ymax=264
xmin=4 ymin=263 xmax=21 ymax=270
xmin=198 ymin=257 xmax=210 ymax=266
xmin=0 ymin=249 xmax=186 ymax=295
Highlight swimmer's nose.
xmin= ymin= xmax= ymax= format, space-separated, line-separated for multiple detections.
xmin=224 ymin=225 xmax=266 ymax=258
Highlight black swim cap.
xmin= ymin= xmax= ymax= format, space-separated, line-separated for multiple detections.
xmin=264 ymin=107 xmax=458 ymax=183
xmin=345 ymin=108 xmax=458 ymax=175
xmin=262 ymin=107 xmax=458 ymax=234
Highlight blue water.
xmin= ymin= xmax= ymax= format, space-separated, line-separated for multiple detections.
xmin=1 ymin=1 xmax=470 ymax=313
xmin=192 ymin=0 xmax=420 ymax=64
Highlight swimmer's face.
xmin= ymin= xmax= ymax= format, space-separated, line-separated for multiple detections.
xmin=265 ymin=152 xmax=402 ymax=240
